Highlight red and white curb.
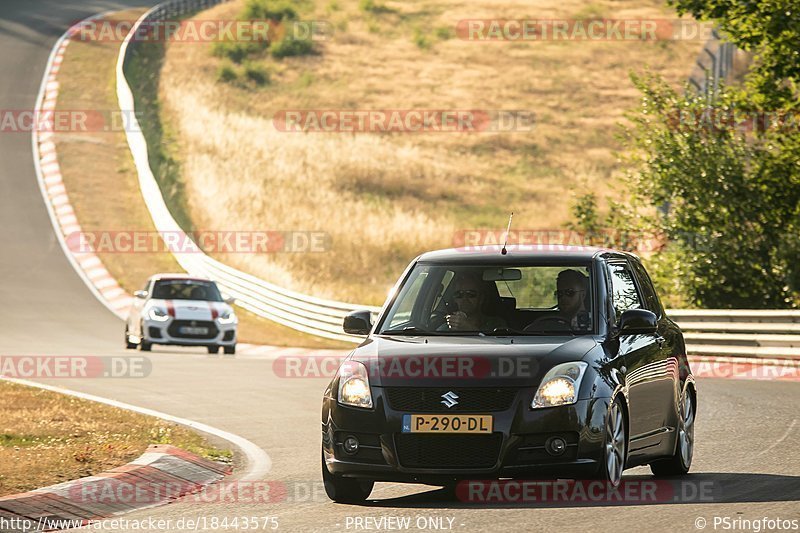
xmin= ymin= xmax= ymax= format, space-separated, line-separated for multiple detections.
xmin=32 ymin=13 xmax=134 ymax=321
xmin=0 ymin=445 xmax=230 ymax=532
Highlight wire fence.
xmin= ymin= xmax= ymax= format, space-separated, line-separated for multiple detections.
xmin=688 ymin=28 xmax=737 ymax=99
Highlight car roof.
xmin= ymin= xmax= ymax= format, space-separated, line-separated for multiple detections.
xmin=416 ymin=244 xmax=630 ymax=264
xmin=149 ymin=273 xmax=213 ymax=283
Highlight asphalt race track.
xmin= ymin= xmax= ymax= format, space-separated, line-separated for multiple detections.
xmin=0 ymin=2 xmax=799 ymax=532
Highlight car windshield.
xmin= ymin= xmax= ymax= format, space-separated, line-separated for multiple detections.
xmin=378 ymin=263 xmax=594 ymax=335
xmin=151 ymin=279 xmax=223 ymax=302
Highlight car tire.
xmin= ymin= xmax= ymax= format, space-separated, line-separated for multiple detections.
xmin=207 ymin=345 xmax=220 ymax=354
xmin=124 ymin=328 xmax=136 ymax=350
xmin=321 ymin=448 xmax=374 ymax=503
xmin=223 ymin=345 xmax=236 ymax=355
xmin=650 ymin=388 xmax=694 ymax=476
xmin=596 ymin=396 xmax=627 ymax=487
xmin=140 ymin=340 xmax=152 ymax=352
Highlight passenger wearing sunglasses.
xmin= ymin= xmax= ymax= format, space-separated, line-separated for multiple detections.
xmin=525 ymin=269 xmax=590 ymax=332
xmin=441 ymin=273 xmax=507 ymax=332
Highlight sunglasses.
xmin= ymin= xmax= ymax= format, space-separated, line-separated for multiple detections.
xmin=454 ymin=289 xmax=479 ymax=299
xmin=554 ymin=289 xmax=585 ymax=298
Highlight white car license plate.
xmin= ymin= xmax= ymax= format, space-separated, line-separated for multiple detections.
xmin=180 ymin=326 xmax=208 ymax=335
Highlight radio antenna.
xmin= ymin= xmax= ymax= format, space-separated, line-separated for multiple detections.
xmin=501 ymin=212 xmax=514 ymax=255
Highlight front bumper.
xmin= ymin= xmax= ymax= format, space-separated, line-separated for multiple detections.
xmin=322 ymin=387 xmax=610 ymax=484
xmin=142 ymin=317 xmax=236 ymax=346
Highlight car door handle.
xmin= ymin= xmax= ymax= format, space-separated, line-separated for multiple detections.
xmin=655 ymin=336 xmax=666 ymax=347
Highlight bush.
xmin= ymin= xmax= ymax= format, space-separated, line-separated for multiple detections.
xmin=435 ymin=26 xmax=453 ymax=40
xmin=216 ymin=62 xmax=238 ymax=83
xmin=242 ymin=0 xmax=298 ymax=21
xmin=243 ymin=62 xmax=270 ymax=86
xmin=413 ymin=27 xmax=431 ymax=50
xmin=212 ymin=41 xmax=265 ymax=64
xmin=359 ymin=0 xmax=392 ymax=13
xmin=270 ymin=36 xmax=314 ymax=58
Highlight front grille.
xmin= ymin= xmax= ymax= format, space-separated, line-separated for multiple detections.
xmin=167 ymin=320 xmax=219 ymax=340
xmin=386 ymin=387 xmax=517 ymax=412
xmin=395 ymin=433 xmax=502 ymax=468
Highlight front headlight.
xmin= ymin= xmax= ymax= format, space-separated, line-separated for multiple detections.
xmin=532 ymin=361 xmax=588 ymax=408
xmin=148 ymin=307 xmax=170 ymax=322
xmin=217 ymin=310 xmax=236 ymax=324
xmin=337 ymin=361 xmax=373 ymax=409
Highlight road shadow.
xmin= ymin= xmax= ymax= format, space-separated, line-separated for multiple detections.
xmin=358 ymin=473 xmax=800 ymax=509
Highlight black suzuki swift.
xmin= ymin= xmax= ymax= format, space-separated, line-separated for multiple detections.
xmin=322 ymin=245 xmax=696 ymax=503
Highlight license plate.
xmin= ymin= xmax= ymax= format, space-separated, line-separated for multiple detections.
xmin=402 ymin=414 xmax=492 ymax=434
xmin=179 ymin=326 xmax=208 ymax=335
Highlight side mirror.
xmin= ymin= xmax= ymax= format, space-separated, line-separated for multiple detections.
xmin=343 ymin=310 xmax=373 ymax=335
xmin=134 ymin=290 xmax=148 ymax=299
xmin=222 ymin=294 xmax=236 ymax=305
xmin=618 ymin=309 xmax=658 ymax=335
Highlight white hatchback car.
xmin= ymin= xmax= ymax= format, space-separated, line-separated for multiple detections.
xmin=125 ymin=274 xmax=238 ymax=354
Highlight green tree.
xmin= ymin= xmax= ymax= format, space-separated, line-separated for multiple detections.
xmin=621 ymin=73 xmax=800 ymax=308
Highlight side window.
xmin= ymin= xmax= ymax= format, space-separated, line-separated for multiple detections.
xmin=387 ymin=270 xmax=429 ymax=328
xmin=607 ymin=262 xmax=642 ymax=321
xmin=631 ymin=260 xmax=662 ymax=316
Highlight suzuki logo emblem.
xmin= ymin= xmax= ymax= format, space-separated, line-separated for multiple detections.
xmin=441 ymin=391 xmax=459 ymax=409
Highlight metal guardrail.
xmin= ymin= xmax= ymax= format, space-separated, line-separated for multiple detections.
xmin=116 ymin=0 xmax=798 ymax=356
xmin=668 ymin=310 xmax=800 ymax=359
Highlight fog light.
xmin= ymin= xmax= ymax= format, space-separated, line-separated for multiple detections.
xmin=545 ymin=436 xmax=567 ymax=456
xmin=342 ymin=436 xmax=359 ymax=455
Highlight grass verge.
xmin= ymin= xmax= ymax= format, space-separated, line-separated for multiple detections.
xmin=54 ymin=9 xmax=348 ymax=349
xmin=0 ymin=380 xmax=230 ymax=497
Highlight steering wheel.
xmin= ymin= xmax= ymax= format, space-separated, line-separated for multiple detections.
xmin=428 ymin=309 xmax=449 ymax=330
xmin=524 ymin=316 xmax=572 ymax=332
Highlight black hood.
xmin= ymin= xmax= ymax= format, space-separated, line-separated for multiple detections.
xmin=349 ymin=335 xmax=599 ymax=387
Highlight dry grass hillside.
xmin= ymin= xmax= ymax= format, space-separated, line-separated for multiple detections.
xmin=159 ymin=0 xmax=702 ymax=305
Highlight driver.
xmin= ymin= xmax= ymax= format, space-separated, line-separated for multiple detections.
xmin=441 ymin=272 xmax=507 ymax=332
xmin=525 ymin=269 xmax=590 ymax=331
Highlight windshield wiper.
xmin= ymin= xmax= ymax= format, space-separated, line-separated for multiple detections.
xmin=483 ymin=327 xmax=524 ymax=335
xmin=380 ymin=326 xmax=435 ymax=335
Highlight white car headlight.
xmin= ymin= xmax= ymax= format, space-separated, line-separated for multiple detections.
xmin=217 ymin=309 xmax=236 ymax=324
xmin=148 ymin=307 xmax=170 ymax=322
xmin=338 ymin=361 xmax=373 ymax=409
xmin=532 ymin=361 xmax=588 ymax=408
